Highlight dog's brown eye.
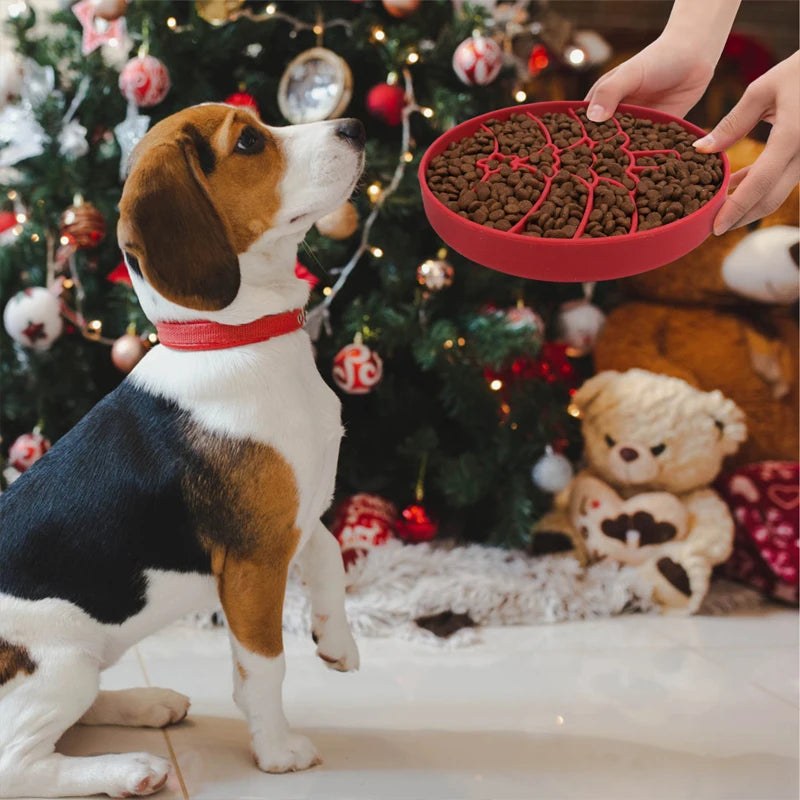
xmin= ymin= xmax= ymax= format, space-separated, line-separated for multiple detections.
xmin=235 ymin=126 xmax=265 ymax=155
xmin=650 ymin=443 xmax=666 ymax=456
xmin=604 ymin=434 xmax=616 ymax=448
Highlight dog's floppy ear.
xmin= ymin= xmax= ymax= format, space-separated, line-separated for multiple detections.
xmin=117 ymin=126 xmax=239 ymax=311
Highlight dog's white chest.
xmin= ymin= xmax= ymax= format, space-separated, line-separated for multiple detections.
xmin=130 ymin=330 xmax=342 ymax=535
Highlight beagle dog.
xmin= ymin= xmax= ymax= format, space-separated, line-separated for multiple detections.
xmin=0 ymin=104 xmax=364 ymax=798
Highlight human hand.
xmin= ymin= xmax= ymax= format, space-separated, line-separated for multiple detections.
xmin=694 ymin=51 xmax=800 ymax=234
xmin=583 ymin=34 xmax=716 ymax=122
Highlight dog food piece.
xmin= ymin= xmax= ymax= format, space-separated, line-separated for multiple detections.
xmin=425 ymin=108 xmax=723 ymax=239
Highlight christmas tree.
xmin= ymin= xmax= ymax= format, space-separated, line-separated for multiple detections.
xmin=1 ymin=0 xmax=618 ymax=547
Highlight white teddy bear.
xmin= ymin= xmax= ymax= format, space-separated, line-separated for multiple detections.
xmin=536 ymin=369 xmax=747 ymax=613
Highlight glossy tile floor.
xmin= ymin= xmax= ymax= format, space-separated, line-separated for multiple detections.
xmin=33 ymin=606 xmax=798 ymax=800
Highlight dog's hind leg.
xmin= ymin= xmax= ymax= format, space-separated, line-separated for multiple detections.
xmin=295 ymin=521 xmax=359 ymax=672
xmin=80 ymin=688 xmax=190 ymax=728
xmin=0 ymin=646 xmax=171 ymax=798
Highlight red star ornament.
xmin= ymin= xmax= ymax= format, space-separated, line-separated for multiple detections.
xmin=72 ymin=0 xmax=126 ymax=56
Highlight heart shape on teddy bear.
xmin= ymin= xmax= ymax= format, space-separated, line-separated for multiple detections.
xmin=569 ymin=474 xmax=689 ymax=565
xmin=600 ymin=511 xmax=679 ymax=546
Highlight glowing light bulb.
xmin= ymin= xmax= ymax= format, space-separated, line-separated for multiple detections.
xmin=367 ymin=183 xmax=382 ymax=201
xmin=166 ymin=17 xmax=177 ymax=28
xmin=515 ymin=90 xmax=527 ymax=103
xmin=490 ymin=379 xmax=503 ymax=391
xmin=370 ymin=246 xmax=384 ymax=258
xmin=566 ymin=46 xmax=586 ymax=66
xmin=373 ymin=27 xmax=386 ymax=42
xmin=312 ymin=23 xmax=323 ymax=35
xmin=7 ymin=190 xmax=17 ymax=200
xmin=15 ymin=212 xmax=26 ymax=223
xmin=59 ymin=235 xmax=70 ymax=246
xmin=421 ymin=107 xmax=434 ymax=119
xmin=88 ymin=320 xmax=102 ymax=332
xmin=266 ymin=3 xmax=276 ymax=14
xmin=62 ymin=278 xmax=74 ymax=289
xmin=148 ymin=332 xmax=158 ymax=343
xmin=443 ymin=339 xmax=454 ymax=349
xmin=457 ymin=337 xmax=466 ymax=346
xmin=402 ymin=151 xmax=413 ymax=163
xmin=406 ymin=51 xmax=419 ymax=64
xmin=322 ymin=286 xmax=332 ymax=296
xmin=30 ymin=233 xmax=39 ymax=242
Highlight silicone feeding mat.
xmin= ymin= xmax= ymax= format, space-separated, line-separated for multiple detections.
xmin=419 ymin=102 xmax=730 ymax=282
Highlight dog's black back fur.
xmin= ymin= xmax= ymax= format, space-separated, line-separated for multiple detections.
xmin=0 ymin=381 xmax=211 ymax=624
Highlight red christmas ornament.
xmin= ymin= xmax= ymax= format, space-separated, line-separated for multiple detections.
xmin=225 ymin=91 xmax=260 ymax=116
xmin=294 ymin=259 xmax=319 ymax=288
xmin=366 ymin=83 xmax=406 ymax=126
xmin=396 ymin=503 xmax=439 ymax=543
xmin=8 ymin=431 xmax=51 ymax=472
xmin=452 ymin=35 xmax=503 ymax=86
xmin=0 ymin=210 xmax=16 ymax=234
xmin=119 ymin=55 xmax=171 ymax=107
xmin=332 ymin=493 xmax=397 ymax=568
xmin=332 ymin=339 xmax=383 ymax=394
xmin=528 ymin=43 xmax=550 ymax=76
xmin=382 ymin=0 xmax=420 ymax=17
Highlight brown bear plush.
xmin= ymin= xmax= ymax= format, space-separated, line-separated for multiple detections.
xmin=594 ymin=139 xmax=799 ymax=466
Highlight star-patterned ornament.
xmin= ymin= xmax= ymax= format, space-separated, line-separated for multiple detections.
xmin=21 ymin=320 xmax=46 ymax=344
xmin=72 ymin=0 xmax=127 ymax=56
xmin=114 ymin=102 xmax=150 ymax=180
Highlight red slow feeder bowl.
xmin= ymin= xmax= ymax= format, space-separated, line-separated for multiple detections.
xmin=419 ymin=101 xmax=730 ymax=282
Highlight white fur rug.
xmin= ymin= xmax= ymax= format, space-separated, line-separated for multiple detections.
xmin=194 ymin=542 xmax=766 ymax=646
xmin=194 ymin=540 xmax=678 ymax=646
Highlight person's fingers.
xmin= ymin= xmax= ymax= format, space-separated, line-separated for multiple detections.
xmin=727 ymin=165 xmax=751 ymax=191
xmin=713 ymin=138 xmax=797 ymax=234
xmin=724 ymin=157 xmax=800 ymax=230
xmin=584 ymin=65 xmax=619 ymax=103
xmin=694 ymin=83 xmax=768 ymax=153
xmin=585 ymin=61 xmax=644 ymax=122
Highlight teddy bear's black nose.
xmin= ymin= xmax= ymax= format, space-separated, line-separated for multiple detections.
xmin=336 ymin=119 xmax=365 ymax=149
xmin=619 ymin=447 xmax=640 ymax=462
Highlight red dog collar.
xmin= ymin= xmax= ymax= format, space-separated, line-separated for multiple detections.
xmin=156 ymin=308 xmax=306 ymax=351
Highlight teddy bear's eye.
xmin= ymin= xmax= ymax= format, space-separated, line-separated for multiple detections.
xmin=650 ymin=443 xmax=666 ymax=456
xmin=604 ymin=434 xmax=616 ymax=448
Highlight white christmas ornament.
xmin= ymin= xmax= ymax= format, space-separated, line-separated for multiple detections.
xmin=0 ymin=52 xmax=24 ymax=108
xmin=3 ymin=287 xmax=64 ymax=350
xmin=557 ymin=299 xmax=606 ymax=357
xmin=532 ymin=448 xmax=574 ymax=493
xmin=452 ymin=35 xmax=503 ymax=86
xmin=114 ymin=102 xmax=150 ymax=180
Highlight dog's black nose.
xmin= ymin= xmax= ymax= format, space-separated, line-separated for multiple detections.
xmin=336 ymin=119 xmax=365 ymax=148
xmin=619 ymin=447 xmax=640 ymax=463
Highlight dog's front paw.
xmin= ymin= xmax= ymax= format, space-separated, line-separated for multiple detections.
xmin=312 ymin=616 xmax=360 ymax=672
xmin=129 ymin=688 xmax=190 ymax=728
xmin=253 ymin=733 xmax=321 ymax=774
xmin=109 ymin=753 xmax=171 ymax=797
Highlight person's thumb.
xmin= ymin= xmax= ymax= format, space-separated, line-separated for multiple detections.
xmin=586 ymin=63 xmax=643 ymax=122
xmin=694 ymin=86 xmax=766 ymax=152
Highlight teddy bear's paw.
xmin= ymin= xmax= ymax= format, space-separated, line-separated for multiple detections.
xmin=656 ymin=557 xmax=691 ymax=597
